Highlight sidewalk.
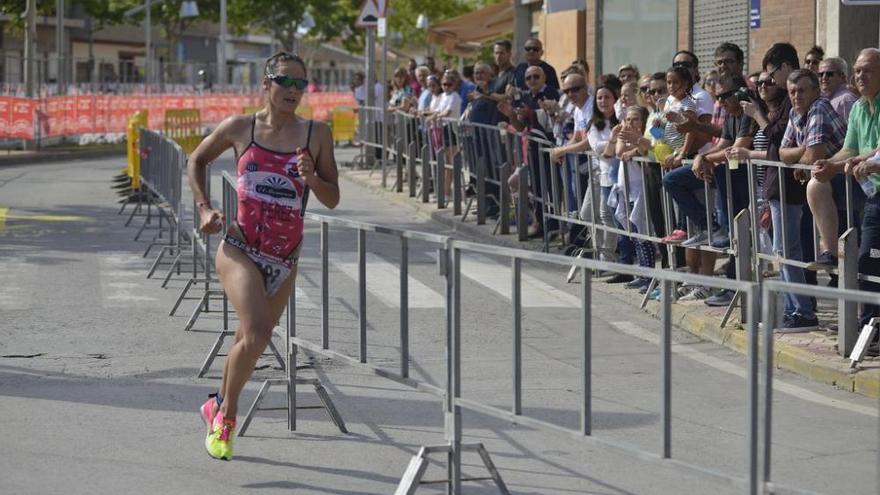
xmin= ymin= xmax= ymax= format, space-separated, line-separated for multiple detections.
xmin=335 ymin=151 xmax=880 ymax=399
xmin=0 ymin=145 xmax=126 ymax=166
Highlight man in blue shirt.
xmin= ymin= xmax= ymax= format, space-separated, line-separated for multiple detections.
xmin=513 ymin=38 xmax=560 ymax=91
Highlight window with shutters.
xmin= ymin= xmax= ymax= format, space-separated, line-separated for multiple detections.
xmin=692 ymin=0 xmax=749 ymax=78
xmin=600 ymin=0 xmax=677 ymax=76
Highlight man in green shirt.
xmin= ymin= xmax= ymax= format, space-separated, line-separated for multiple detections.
xmin=812 ymin=48 xmax=880 ymax=329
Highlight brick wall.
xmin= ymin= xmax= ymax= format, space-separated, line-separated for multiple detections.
xmin=537 ymin=10 xmax=586 ymax=79
xmin=747 ymin=0 xmax=816 ymax=73
xmin=678 ymin=0 xmax=691 ymax=50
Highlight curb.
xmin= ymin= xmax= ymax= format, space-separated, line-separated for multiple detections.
xmin=338 ymin=167 xmax=880 ymax=399
xmin=0 ymin=147 xmax=127 ymax=167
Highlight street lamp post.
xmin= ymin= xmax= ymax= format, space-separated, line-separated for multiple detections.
xmin=218 ymin=0 xmax=227 ymax=91
xmin=416 ymin=14 xmax=432 ymax=57
xmin=125 ymin=0 xmax=200 ymax=93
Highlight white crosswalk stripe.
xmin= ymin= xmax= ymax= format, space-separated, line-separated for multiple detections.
xmin=294 ymin=286 xmax=317 ymax=309
xmin=330 ymin=252 xmax=445 ymax=308
xmin=0 ymin=257 xmax=29 ymax=310
xmin=99 ymin=252 xmax=158 ymax=307
xmin=426 ymin=251 xmax=580 ymax=308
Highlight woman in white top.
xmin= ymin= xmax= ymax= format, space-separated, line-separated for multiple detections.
xmin=425 ymin=72 xmax=462 ymax=196
xmin=579 ymin=85 xmax=621 ymax=264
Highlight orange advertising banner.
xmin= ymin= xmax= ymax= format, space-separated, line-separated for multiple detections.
xmin=0 ymin=92 xmax=354 ymax=140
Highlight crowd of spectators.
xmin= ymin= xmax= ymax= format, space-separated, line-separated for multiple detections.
xmin=360 ymin=38 xmax=880 ymax=337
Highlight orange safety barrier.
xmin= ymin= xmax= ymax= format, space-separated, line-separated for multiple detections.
xmin=0 ymin=92 xmax=357 ymax=141
xmin=164 ymin=109 xmax=202 ymax=154
xmin=127 ymin=110 xmax=149 ymax=188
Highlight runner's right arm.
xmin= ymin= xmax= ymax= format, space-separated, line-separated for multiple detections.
xmin=187 ymin=115 xmax=247 ymax=234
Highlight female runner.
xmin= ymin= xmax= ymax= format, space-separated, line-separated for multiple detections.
xmin=187 ymin=52 xmax=340 ymax=460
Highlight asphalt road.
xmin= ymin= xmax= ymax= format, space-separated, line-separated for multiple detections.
xmin=0 ymin=151 xmax=877 ymax=495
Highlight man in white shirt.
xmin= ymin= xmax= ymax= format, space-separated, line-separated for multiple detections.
xmin=549 ymin=73 xmax=593 ymax=161
xmin=818 ymin=57 xmax=858 ymax=122
xmin=547 ymin=73 xmax=594 ymax=246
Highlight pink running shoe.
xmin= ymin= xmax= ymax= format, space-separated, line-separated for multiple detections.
xmin=662 ymin=229 xmax=688 ymax=244
xmin=206 ymin=412 xmax=236 ymax=460
xmin=200 ymin=395 xmax=219 ymax=434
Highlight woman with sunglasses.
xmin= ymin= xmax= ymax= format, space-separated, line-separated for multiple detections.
xmin=187 ymin=51 xmax=340 ymax=461
xmin=727 ymin=70 xmax=782 ymax=267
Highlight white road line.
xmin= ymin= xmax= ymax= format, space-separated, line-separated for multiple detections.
xmin=610 ymin=321 xmax=878 ymax=418
xmin=294 ymin=286 xmax=317 ymax=310
xmin=427 ymin=251 xmax=581 ymax=308
xmin=0 ymin=257 xmax=28 ymax=310
xmin=99 ymin=252 xmax=158 ymax=307
xmin=332 ymin=253 xmax=445 ymax=308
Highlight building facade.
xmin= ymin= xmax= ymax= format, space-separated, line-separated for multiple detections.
xmin=523 ymin=0 xmax=880 ymax=82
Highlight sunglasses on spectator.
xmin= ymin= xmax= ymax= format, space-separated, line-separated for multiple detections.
xmin=524 ymin=46 xmax=541 ymax=52
xmin=817 ymin=71 xmax=840 ymax=79
xmin=266 ymin=74 xmax=308 ymax=90
xmin=756 ymin=79 xmax=776 ymax=87
xmin=563 ymin=85 xmax=584 ymax=94
xmin=716 ymin=89 xmax=737 ymax=100
xmin=673 ymin=60 xmax=694 ymax=69
xmin=525 ymin=74 xmax=542 ymax=81
xmin=441 ymin=82 xmax=453 ymax=87
xmin=639 ymin=86 xmax=649 ymax=93
xmin=647 ymin=88 xmax=666 ymax=95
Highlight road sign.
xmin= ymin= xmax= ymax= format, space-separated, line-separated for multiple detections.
xmin=355 ymin=0 xmax=380 ymax=28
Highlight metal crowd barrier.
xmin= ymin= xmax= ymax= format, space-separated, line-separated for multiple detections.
xmin=217 ymin=172 xmax=345 ymax=435
xmin=241 ymin=207 xmax=806 ymax=494
xmin=364 ymin=109 xmax=879 ymax=361
xmin=113 ymin=128 xmax=878 ymax=493
xmin=132 ymin=129 xmax=186 ymax=283
xmin=746 ymin=159 xmax=864 ymax=356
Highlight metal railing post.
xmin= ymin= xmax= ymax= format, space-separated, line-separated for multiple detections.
xmin=421 ymin=144 xmax=431 ymax=203
xmin=838 ymin=228 xmax=859 ymax=356
xmin=395 ymin=136 xmax=404 ymax=193
xmin=400 ymin=236 xmax=409 ymax=378
xmin=499 ymin=133 xmax=512 ymax=235
xmin=358 ymin=228 xmax=367 ymax=363
xmin=661 ymin=279 xmax=672 ymax=458
xmin=512 ymin=257 xmax=522 ymax=416
xmin=321 ymin=221 xmax=330 ymax=350
xmin=581 ymin=267 xmax=592 ymax=436
xmin=408 ymin=141 xmax=417 ymax=197
xmin=437 ymin=149 xmax=446 ymax=209
xmin=453 ymin=149 xmax=462 ymax=216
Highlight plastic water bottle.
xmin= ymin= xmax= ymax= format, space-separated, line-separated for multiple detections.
xmin=861 ymin=176 xmax=877 ymax=198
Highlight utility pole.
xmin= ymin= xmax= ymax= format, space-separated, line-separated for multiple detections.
xmin=365 ymin=27 xmax=375 ymax=168
xmin=218 ymin=0 xmax=227 ymax=91
xmin=24 ymin=0 xmax=37 ymax=98
xmin=56 ymin=0 xmax=65 ymax=93
xmin=145 ymin=0 xmax=152 ymax=95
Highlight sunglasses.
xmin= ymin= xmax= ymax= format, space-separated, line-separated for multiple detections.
xmin=639 ymin=86 xmax=649 ymax=93
xmin=756 ymin=79 xmax=776 ymax=87
xmin=524 ymin=46 xmax=541 ymax=52
xmin=441 ymin=82 xmax=453 ymax=87
xmin=525 ymin=74 xmax=542 ymax=81
xmin=673 ymin=60 xmax=694 ymax=69
xmin=647 ymin=88 xmax=665 ymax=95
xmin=716 ymin=89 xmax=737 ymax=101
xmin=817 ymin=71 xmax=840 ymax=79
xmin=563 ymin=85 xmax=584 ymax=94
xmin=266 ymin=74 xmax=308 ymax=90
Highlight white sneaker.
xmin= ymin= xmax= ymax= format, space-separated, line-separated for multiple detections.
xmin=681 ymin=230 xmax=708 ymax=247
xmin=679 ymin=286 xmax=711 ymax=301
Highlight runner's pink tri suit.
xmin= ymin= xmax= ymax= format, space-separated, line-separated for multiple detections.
xmin=224 ymin=116 xmax=313 ymax=295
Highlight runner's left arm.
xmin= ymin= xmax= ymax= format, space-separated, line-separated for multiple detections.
xmin=299 ymin=122 xmax=340 ymax=209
